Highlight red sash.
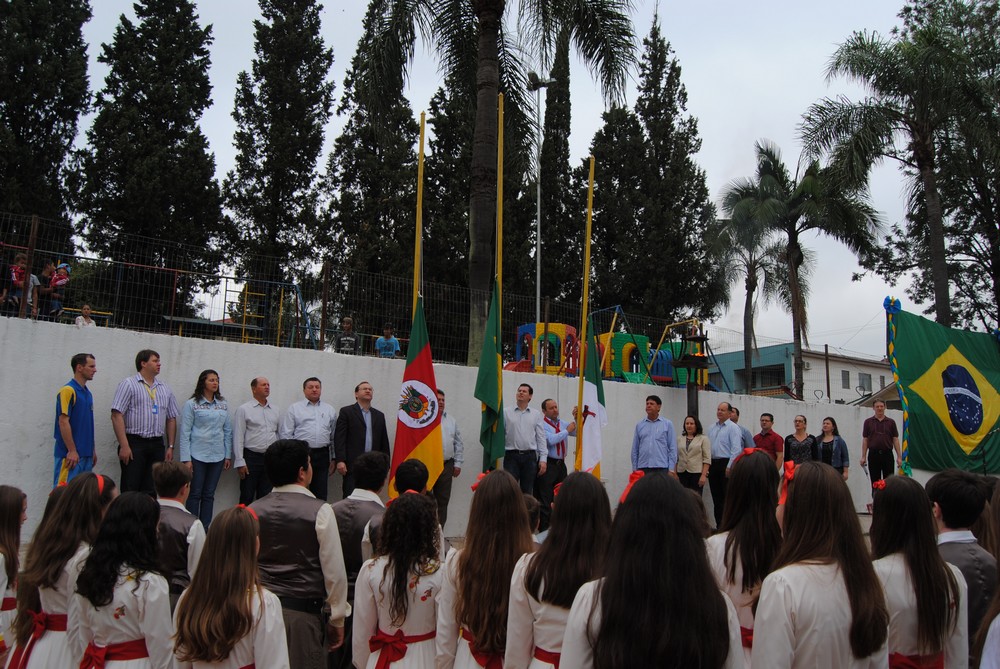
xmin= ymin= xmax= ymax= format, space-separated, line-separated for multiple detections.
xmin=533 ymin=646 xmax=561 ymax=667
xmin=1 ymin=596 xmax=15 ymax=611
xmin=79 ymin=638 xmax=149 ymax=669
xmin=7 ymin=611 xmax=68 ymax=669
xmin=460 ymin=628 xmax=503 ymax=669
xmin=544 ymin=417 xmax=566 ymax=458
xmin=368 ymin=628 xmax=435 ymax=669
xmin=888 ymin=651 xmax=944 ymax=669
xmin=739 ymin=626 xmax=754 ymax=649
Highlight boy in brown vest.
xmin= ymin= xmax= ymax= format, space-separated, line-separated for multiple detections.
xmin=251 ymin=439 xmax=349 ymax=669
xmin=152 ymin=461 xmax=205 ymax=611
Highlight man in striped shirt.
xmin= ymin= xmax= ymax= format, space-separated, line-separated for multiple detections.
xmin=110 ymin=349 xmax=179 ymax=495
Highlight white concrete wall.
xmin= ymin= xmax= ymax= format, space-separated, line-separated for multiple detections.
xmin=0 ymin=316 xmax=905 ymax=539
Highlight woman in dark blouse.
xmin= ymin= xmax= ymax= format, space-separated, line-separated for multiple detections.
xmin=783 ymin=415 xmax=818 ymax=464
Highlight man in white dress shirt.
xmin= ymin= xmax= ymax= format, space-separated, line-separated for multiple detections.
xmin=279 ymin=377 xmax=337 ymax=501
xmin=431 ymin=388 xmax=463 ymax=527
xmin=233 ymin=376 xmax=280 ymax=504
xmin=503 ymin=383 xmax=547 ymax=495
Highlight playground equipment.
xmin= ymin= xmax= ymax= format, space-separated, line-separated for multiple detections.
xmin=510 ymin=323 xmax=578 ymax=376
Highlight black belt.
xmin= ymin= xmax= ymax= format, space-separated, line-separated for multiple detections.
xmin=125 ymin=434 xmax=163 ymax=442
xmin=278 ymin=595 xmax=325 ymax=614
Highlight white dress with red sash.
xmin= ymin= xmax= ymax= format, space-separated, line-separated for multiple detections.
xmin=8 ymin=542 xmax=90 ymax=669
xmin=874 ymin=552 xmax=968 ymax=669
xmin=504 ymin=552 xmax=569 ymax=669
xmin=70 ymin=570 xmax=173 ymax=669
xmin=437 ymin=549 xmax=509 ymax=669
xmin=172 ymin=588 xmax=289 ymax=669
xmin=752 ymin=562 xmax=889 ymax=669
xmin=560 ymin=578 xmax=744 ymax=669
xmin=706 ymin=532 xmax=757 ymax=668
xmin=353 ymin=555 xmax=442 ymax=669
xmin=0 ymin=554 xmax=16 ymax=654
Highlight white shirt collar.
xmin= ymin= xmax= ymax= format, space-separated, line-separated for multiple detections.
xmin=347 ymin=488 xmax=385 ymax=506
xmin=157 ymin=498 xmax=188 ymax=511
xmin=272 ymin=483 xmax=315 ymax=497
xmin=937 ymin=529 xmax=977 ymax=545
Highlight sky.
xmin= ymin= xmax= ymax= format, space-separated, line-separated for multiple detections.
xmin=81 ymin=0 xmax=916 ymax=360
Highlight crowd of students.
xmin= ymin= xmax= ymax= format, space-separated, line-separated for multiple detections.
xmin=0 ymin=449 xmax=998 ymax=668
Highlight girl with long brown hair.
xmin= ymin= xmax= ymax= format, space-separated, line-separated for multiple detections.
xmin=752 ymin=462 xmax=889 ymax=668
xmin=437 ymin=470 xmax=533 ymax=668
xmin=7 ymin=473 xmax=117 ymax=669
xmin=352 ymin=491 xmax=442 ymax=668
xmin=707 ymin=449 xmax=782 ymax=667
xmin=0 ymin=485 xmax=26 ymax=661
xmin=561 ymin=472 xmax=742 ymax=668
xmin=505 ymin=472 xmax=612 ymax=668
xmin=870 ymin=475 xmax=966 ymax=668
xmin=174 ymin=505 xmax=288 ymax=668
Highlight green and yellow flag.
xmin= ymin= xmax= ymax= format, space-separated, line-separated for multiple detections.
xmin=886 ymin=298 xmax=1000 ymax=473
xmin=475 ymin=283 xmax=505 ymax=471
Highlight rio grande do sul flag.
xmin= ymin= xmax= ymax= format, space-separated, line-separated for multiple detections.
xmin=390 ymin=297 xmax=443 ymax=496
xmin=886 ymin=298 xmax=1000 ymax=473
xmin=576 ymin=315 xmax=608 ymax=475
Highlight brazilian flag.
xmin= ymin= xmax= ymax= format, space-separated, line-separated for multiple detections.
xmin=887 ymin=299 xmax=1000 ymax=472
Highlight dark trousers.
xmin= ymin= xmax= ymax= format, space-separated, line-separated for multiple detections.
xmin=238 ymin=449 xmax=272 ymax=505
xmin=678 ymin=471 xmax=703 ymax=494
xmin=868 ymin=448 xmax=895 ymax=483
xmin=708 ymin=458 xmax=729 ymax=528
xmin=535 ymin=457 xmax=567 ymax=532
xmin=187 ymin=459 xmax=224 ymax=528
xmin=341 ymin=471 xmax=356 ymax=501
xmin=504 ymin=450 xmax=538 ymax=494
xmin=120 ymin=435 xmax=165 ymax=496
xmin=308 ymin=447 xmax=330 ymax=502
xmin=432 ymin=458 xmax=456 ymax=527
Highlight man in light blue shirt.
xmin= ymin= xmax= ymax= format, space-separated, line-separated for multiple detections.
xmin=631 ymin=395 xmax=676 ymax=473
xmin=431 ymin=388 xmax=464 ymax=527
xmin=279 ymin=377 xmax=337 ymax=501
xmin=503 ymin=383 xmax=547 ymax=494
xmin=537 ymin=398 xmax=576 ymax=531
xmin=707 ymin=401 xmax=743 ymax=528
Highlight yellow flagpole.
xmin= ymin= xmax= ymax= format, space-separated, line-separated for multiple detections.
xmin=496 ymin=93 xmax=504 ymax=311
xmin=412 ymin=112 xmax=426 ymax=319
xmin=575 ymin=156 xmax=596 ymax=471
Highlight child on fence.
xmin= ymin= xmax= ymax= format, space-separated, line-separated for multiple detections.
xmin=3 ymin=253 xmax=28 ymax=311
xmin=48 ymin=264 xmax=70 ymax=317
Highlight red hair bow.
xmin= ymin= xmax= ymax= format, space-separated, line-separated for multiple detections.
xmin=735 ymin=447 xmax=762 ymax=464
xmin=470 ymin=472 xmax=488 ymax=492
xmin=619 ymin=470 xmax=645 ymax=505
xmin=778 ymin=461 xmax=795 ymax=505
xmin=553 ymin=482 xmax=563 ymax=498
xmin=872 ymin=479 xmax=886 ymax=491
xmin=237 ymin=503 xmax=259 ymax=520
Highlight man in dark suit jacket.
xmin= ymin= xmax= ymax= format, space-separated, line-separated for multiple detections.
xmin=927 ymin=469 xmax=997 ymax=645
xmin=334 ymin=380 xmax=391 ymax=498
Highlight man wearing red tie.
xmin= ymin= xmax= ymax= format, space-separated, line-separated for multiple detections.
xmin=535 ymin=399 xmax=576 ymax=532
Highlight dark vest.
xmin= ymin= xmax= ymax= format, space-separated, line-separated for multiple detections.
xmin=251 ymin=491 xmax=327 ymax=599
xmin=157 ymin=503 xmax=197 ymax=594
xmin=331 ymin=496 xmax=384 ymax=578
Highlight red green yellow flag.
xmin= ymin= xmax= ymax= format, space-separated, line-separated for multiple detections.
xmin=389 ymin=297 xmax=443 ymax=496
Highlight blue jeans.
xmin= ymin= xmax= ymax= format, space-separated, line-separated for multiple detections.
xmin=186 ymin=459 xmax=224 ymax=528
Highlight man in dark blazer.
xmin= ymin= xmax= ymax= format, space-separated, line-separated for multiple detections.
xmin=334 ymin=380 xmax=391 ymax=498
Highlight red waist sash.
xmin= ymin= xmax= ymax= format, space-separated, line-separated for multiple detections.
xmin=888 ymin=651 xmax=944 ymax=669
xmin=369 ymin=627 xmax=435 ymax=669
xmin=79 ymin=638 xmax=149 ymax=669
xmin=533 ymin=646 xmax=561 ymax=667
xmin=460 ymin=628 xmax=503 ymax=669
xmin=7 ymin=612 xmax=69 ymax=669
xmin=740 ymin=625 xmax=754 ymax=649
xmin=1 ymin=596 xmax=16 ymax=611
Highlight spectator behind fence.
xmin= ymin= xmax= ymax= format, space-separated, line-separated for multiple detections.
xmin=374 ymin=322 xmax=400 ymax=358
xmin=333 ymin=317 xmax=361 ymax=355
xmin=48 ymin=263 xmax=70 ymax=318
xmin=34 ymin=260 xmax=55 ymax=319
xmin=74 ymin=304 xmax=97 ymax=329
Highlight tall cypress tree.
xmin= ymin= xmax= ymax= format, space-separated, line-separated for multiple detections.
xmin=77 ymin=0 xmax=223 ymax=330
xmin=539 ymin=31 xmax=581 ymax=303
xmin=578 ymin=19 xmax=727 ymax=321
xmin=223 ymin=0 xmax=334 ymax=289
xmin=0 ymin=0 xmax=90 ymax=250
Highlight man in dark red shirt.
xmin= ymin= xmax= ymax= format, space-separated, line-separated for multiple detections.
xmin=753 ymin=413 xmax=784 ymax=467
xmin=861 ymin=399 xmax=901 ymax=484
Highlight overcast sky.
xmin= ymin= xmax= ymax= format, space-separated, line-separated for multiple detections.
xmin=82 ymin=0 xmax=916 ymax=361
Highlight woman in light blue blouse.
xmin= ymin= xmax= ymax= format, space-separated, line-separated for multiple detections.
xmin=179 ymin=369 xmax=232 ymax=527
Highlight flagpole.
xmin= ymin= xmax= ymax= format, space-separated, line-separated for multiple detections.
xmin=412 ymin=112 xmax=426 ymax=319
xmin=576 ymin=156 xmax=596 ymax=471
xmin=497 ymin=93 xmax=504 ymax=314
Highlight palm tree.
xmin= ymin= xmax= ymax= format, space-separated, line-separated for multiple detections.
xmin=722 ymin=141 xmax=879 ymax=398
xmin=354 ymin=0 xmax=636 ymax=364
xmin=714 ymin=215 xmax=784 ymax=395
xmin=800 ymin=26 xmax=976 ymax=327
